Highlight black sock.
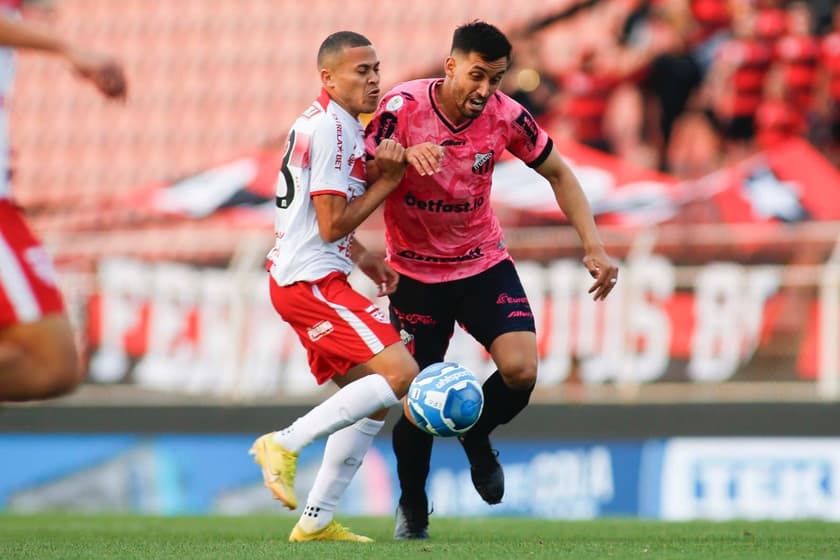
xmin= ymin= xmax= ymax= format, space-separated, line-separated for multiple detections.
xmin=464 ymin=370 xmax=534 ymax=441
xmin=392 ymin=413 xmax=433 ymax=507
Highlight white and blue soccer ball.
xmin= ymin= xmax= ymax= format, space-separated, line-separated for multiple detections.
xmin=403 ymin=361 xmax=484 ymax=437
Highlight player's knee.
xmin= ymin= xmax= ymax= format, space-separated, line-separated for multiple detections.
xmin=388 ymin=354 xmax=420 ymax=398
xmin=501 ymin=360 xmax=537 ymax=391
xmin=371 ymin=343 xmax=420 ymax=398
xmin=392 ymin=360 xmax=420 ymax=398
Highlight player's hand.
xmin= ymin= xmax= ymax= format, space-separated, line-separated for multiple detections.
xmin=375 ymin=138 xmax=407 ymax=183
xmin=406 ymin=142 xmax=444 ymax=176
xmin=65 ymin=47 xmax=128 ymax=100
xmin=583 ymin=248 xmax=619 ymax=301
xmin=357 ymin=251 xmax=399 ymax=296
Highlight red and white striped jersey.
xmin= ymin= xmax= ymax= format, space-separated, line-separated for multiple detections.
xmin=267 ymin=89 xmax=367 ymax=286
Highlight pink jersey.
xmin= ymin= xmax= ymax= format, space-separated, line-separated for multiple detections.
xmin=364 ymin=79 xmax=551 ymax=283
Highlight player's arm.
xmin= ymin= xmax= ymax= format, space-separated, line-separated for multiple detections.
xmin=535 ymin=147 xmax=619 ymax=300
xmin=312 ymin=138 xmax=406 ymax=243
xmin=364 ymin=94 xmax=442 ymax=181
xmin=368 ymin=142 xmax=442 ymax=181
xmin=0 ymin=13 xmax=126 ymax=99
xmin=351 ymin=238 xmax=398 ymax=296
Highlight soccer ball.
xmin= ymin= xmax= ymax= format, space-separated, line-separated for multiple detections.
xmin=403 ymin=361 xmax=484 ymax=437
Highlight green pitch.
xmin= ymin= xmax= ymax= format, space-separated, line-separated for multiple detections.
xmin=1 ymin=514 xmax=837 ymax=560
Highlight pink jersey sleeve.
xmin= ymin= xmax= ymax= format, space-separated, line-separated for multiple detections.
xmin=310 ymin=113 xmax=350 ymax=198
xmin=364 ymin=90 xmax=410 ymax=158
xmin=502 ymin=96 xmax=552 ymax=168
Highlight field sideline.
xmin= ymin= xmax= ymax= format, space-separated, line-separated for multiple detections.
xmin=1 ymin=514 xmax=837 ymax=559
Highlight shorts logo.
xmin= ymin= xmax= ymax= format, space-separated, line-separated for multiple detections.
xmin=472 ymin=151 xmax=494 ymax=175
xmin=366 ymin=304 xmax=390 ymax=324
xmin=393 ymin=308 xmax=437 ymax=326
xmin=399 ymin=328 xmax=415 ymax=354
xmin=496 ymin=293 xmax=529 ymax=305
xmin=507 ymin=310 xmax=533 ymax=318
xmin=307 ymin=320 xmax=334 ymax=341
xmin=386 ymin=95 xmax=404 ymax=111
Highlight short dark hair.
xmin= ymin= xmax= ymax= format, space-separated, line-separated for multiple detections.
xmin=450 ymin=20 xmax=511 ymax=62
xmin=317 ymin=31 xmax=372 ymax=67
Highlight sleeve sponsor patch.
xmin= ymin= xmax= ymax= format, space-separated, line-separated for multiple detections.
xmin=512 ymin=110 xmax=539 ymax=152
xmin=373 ymin=112 xmax=398 ymax=146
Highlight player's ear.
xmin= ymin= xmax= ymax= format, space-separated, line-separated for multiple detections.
xmin=320 ymin=68 xmax=334 ymax=89
xmin=443 ymin=56 xmax=457 ymax=78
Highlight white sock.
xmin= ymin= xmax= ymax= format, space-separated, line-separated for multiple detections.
xmin=297 ymin=417 xmax=384 ymax=532
xmin=273 ymin=373 xmax=397 ymax=452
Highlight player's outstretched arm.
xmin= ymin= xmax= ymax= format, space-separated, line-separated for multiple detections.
xmin=0 ymin=14 xmax=126 ymax=99
xmin=535 ymin=147 xmax=619 ymax=300
xmin=313 ymin=138 xmax=406 ymax=243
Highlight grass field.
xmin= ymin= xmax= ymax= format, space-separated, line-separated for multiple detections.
xmin=1 ymin=515 xmax=838 ymax=560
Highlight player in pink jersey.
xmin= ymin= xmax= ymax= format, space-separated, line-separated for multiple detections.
xmin=0 ymin=7 xmax=126 ymax=402
xmin=250 ymin=31 xmax=420 ymax=543
xmin=364 ymin=21 xmax=619 ymax=539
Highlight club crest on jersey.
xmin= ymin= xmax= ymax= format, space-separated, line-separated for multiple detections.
xmin=386 ymin=95 xmax=404 ymax=112
xmin=472 ymin=151 xmax=494 ymax=175
xmin=366 ymin=304 xmax=390 ymax=324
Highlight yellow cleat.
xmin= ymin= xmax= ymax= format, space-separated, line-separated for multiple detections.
xmin=249 ymin=432 xmax=299 ymax=510
xmin=289 ymin=520 xmax=374 ymax=543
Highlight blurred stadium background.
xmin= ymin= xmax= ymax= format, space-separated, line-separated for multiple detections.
xmin=2 ymin=0 xmax=840 ymax=523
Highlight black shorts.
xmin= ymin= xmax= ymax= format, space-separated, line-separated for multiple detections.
xmin=388 ymin=258 xmax=535 ymax=369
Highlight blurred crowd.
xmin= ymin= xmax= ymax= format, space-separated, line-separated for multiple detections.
xmin=499 ymin=0 xmax=840 ymax=178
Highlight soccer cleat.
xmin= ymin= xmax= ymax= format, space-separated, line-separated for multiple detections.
xmin=393 ymin=500 xmax=430 ymax=540
xmin=249 ymin=432 xmax=299 ymax=510
xmin=289 ymin=520 xmax=374 ymax=543
xmin=459 ymin=434 xmax=504 ymax=505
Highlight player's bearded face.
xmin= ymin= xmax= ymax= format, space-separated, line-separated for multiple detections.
xmin=449 ymin=52 xmax=508 ymax=120
xmin=325 ymin=45 xmax=381 ymax=116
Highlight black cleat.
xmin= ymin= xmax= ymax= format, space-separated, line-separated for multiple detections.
xmin=394 ymin=501 xmax=430 ymax=540
xmin=460 ymin=435 xmax=504 ymax=505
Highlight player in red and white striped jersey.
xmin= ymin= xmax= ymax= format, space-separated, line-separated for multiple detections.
xmin=252 ymin=31 xmax=421 ymax=544
xmin=0 ymin=4 xmax=126 ymax=401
